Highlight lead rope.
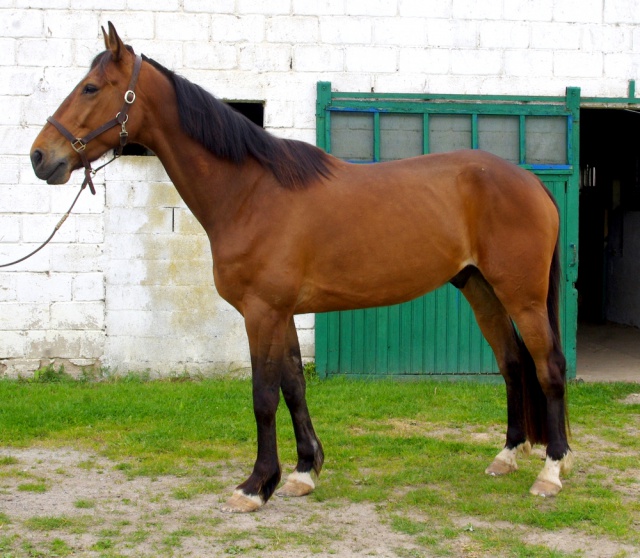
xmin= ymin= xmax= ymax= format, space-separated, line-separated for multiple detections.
xmin=0 ymin=181 xmax=88 ymax=268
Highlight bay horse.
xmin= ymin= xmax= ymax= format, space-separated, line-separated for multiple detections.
xmin=30 ymin=23 xmax=572 ymax=512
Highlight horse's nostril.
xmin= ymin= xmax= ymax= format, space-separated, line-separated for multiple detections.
xmin=31 ymin=149 xmax=43 ymax=168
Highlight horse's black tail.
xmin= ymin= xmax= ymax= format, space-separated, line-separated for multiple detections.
xmin=519 ymin=234 xmax=569 ymax=446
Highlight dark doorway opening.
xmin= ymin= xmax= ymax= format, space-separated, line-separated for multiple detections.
xmin=578 ymin=108 xmax=640 ymax=327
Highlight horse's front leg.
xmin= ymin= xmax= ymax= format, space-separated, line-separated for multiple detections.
xmin=221 ymin=302 xmax=287 ymax=513
xmin=276 ymin=318 xmax=324 ymax=498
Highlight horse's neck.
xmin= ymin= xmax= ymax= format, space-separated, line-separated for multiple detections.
xmin=139 ymin=108 xmax=262 ymax=236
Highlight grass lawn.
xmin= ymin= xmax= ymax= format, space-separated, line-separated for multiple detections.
xmin=0 ymin=373 xmax=639 ymax=557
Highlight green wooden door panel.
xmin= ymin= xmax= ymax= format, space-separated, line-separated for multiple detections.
xmin=315 ymin=84 xmax=580 ymax=379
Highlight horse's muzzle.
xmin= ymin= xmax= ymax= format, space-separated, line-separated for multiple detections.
xmin=30 ymin=148 xmax=71 ymax=184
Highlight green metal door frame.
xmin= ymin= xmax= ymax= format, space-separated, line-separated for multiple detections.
xmin=314 ymin=81 xmax=638 ymax=380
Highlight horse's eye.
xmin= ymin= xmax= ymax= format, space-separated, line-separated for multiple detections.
xmin=82 ymin=84 xmax=99 ymax=95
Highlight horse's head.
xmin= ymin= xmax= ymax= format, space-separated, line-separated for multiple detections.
xmin=30 ymin=22 xmax=142 ymax=186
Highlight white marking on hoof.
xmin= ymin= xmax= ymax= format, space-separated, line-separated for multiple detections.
xmin=530 ymin=456 xmax=564 ymax=497
xmin=276 ymin=471 xmax=315 ymax=498
xmin=220 ymin=490 xmax=263 ymax=513
xmin=485 ymin=442 xmax=527 ymax=476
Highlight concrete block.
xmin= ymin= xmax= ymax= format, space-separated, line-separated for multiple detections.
xmin=0 ymin=243 xmax=50 ymax=272
xmin=293 ymin=0 xmax=345 ymax=15
xmin=0 ymin=302 xmax=49 ymax=330
xmin=264 ymin=99 xmax=295 ymax=128
xmin=504 ymin=50 xmax=553 ymax=78
xmin=69 ymin=0 xmax=124 ymax=8
xmin=320 ymin=16 xmax=372 ymax=44
xmin=185 ymin=0 xmax=236 ymax=13
xmin=49 ymin=243 xmax=103 ymax=273
xmin=554 ymin=51 xmax=603 ymax=78
xmin=43 ymin=11 xmax=99 ymax=39
xmin=0 ymin=10 xmax=44 ymax=38
xmin=398 ymin=47 xmax=450 ymax=74
xmin=3 ymin=185 xmax=50 ymax=213
xmin=96 ymin=12 xmax=156 ymax=40
xmin=0 ymin=92 xmax=21 ymax=126
xmin=51 ymin=301 xmax=104 ymax=330
xmin=105 ymin=258 xmax=147 ymax=286
xmin=452 ymin=0 xmax=503 ymax=20
xmin=399 ymin=0 xmax=451 ymax=18
xmin=582 ymin=24 xmax=632 ymax=53
xmin=16 ymin=272 xmax=72 ymax=303
xmin=18 ymin=0 xmax=69 ymax=6
xmin=156 ymin=12 xmax=212 ymax=41
xmin=105 ymin=207 xmax=171 ymax=235
xmin=293 ymin=44 xmax=344 ymax=72
xmin=173 ymin=208 xmax=206 ymax=235
xmin=451 ymin=49 xmax=503 ymax=76
xmin=211 ymin=14 xmax=266 ymax=43
xmin=0 ymin=38 xmax=16 ymax=65
xmin=604 ymin=53 xmax=637 ymax=79
xmin=554 ymin=0 xmax=603 ymax=23
xmin=75 ymin=215 xmax=105 ymax=244
xmin=105 ymin=284 xmax=151 ymax=311
xmin=239 ymin=43 xmax=292 ymax=72
xmin=35 ymin=329 xmax=105 ymax=359
xmin=347 ymin=0 xmax=397 ymax=16
xmin=375 ymin=73 xmax=431 ymax=94
xmin=73 ymin=272 xmax=105 ymax=302
xmin=0 ymin=66 xmax=40 ymax=96
xmin=0 ymin=331 xmax=26 ymax=359
xmin=23 ymin=213 xmax=75 ymax=244
xmin=266 ymin=16 xmax=319 ymax=44
xmin=346 ymin=46 xmax=397 ymax=73
xmin=127 ymin=0 xmax=178 ymax=10
xmin=0 ymin=125 xmax=39 ymax=157
xmin=297 ymin=327 xmax=315 ymax=358
xmin=237 ymin=0 xmax=291 ymax=15
xmin=503 ymin=0 xmax=553 ymax=21
xmin=0 ymin=273 xmax=17 ymax=302
xmin=17 ymin=38 xmax=74 ymax=67
xmin=604 ymin=0 xmax=640 ymax=24
xmin=294 ymin=313 xmax=314 ymax=329
xmin=0 ymin=214 xmax=20 ymax=243
xmin=184 ymin=42 xmax=237 ymax=70
xmin=373 ymin=17 xmax=427 ymax=47
xmin=479 ymin=21 xmax=530 ymax=49
xmin=426 ymin=19 xmax=478 ymax=49
xmin=531 ymin=22 xmax=580 ymax=50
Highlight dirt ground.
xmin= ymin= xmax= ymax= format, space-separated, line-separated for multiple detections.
xmin=1 ymin=443 xmax=639 ymax=558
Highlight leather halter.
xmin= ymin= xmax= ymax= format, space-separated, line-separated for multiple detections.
xmin=46 ymin=54 xmax=143 ymax=195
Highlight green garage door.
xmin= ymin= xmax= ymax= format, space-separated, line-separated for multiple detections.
xmin=315 ymin=84 xmax=580 ymax=379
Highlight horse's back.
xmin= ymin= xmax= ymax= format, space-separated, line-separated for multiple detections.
xmin=290 ymin=150 xmax=558 ymax=313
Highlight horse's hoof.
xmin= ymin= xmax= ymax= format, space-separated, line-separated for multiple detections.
xmin=276 ymin=471 xmax=315 ymax=498
xmin=485 ymin=457 xmax=517 ymax=476
xmin=530 ymin=479 xmax=562 ymax=497
xmin=220 ymin=490 xmax=263 ymax=513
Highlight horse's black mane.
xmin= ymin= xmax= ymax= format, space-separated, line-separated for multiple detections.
xmin=130 ymin=54 xmax=332 ymax=190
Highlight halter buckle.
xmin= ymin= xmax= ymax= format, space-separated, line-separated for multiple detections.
xmin=72 ymin=138 xmax=87 ymax=153
xmin=124 ymin=90 xmax=136 ymax=104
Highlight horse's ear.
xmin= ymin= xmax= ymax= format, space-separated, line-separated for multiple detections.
xmin=102 ymin=21 xmax=125 ymax=62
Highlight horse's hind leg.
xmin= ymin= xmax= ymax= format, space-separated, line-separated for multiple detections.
xmin=276 ymin=318 xmax=324 ymax=498
xmin=454 ymin=268 xmax=531 ymax=475
xmin=508 ymin=307 xmax=572 ymax=496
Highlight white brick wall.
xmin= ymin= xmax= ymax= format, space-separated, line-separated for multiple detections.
xmin=1 ymin=1 xmax=639 ymax=377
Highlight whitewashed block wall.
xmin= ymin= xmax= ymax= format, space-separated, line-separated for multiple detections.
xmin=0 ymin=0 xmax=639 ymax=376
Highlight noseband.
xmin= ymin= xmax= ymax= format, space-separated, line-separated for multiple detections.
xmin=46 ymin=54 xmax=143 ymax=195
